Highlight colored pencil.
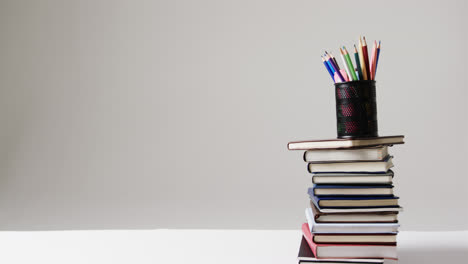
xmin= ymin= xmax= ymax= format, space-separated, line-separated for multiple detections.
xmin=370 ymin=41 xmax=378 ymax=80
xmin=320 ymin=37 xmax=382 ymax=82
xmin=361 ymin=36 xmax=371 ymax=80
xmin=322 ymin=56 xmax=335 ymax=81
xmin=353 ymin=45 xmax=363 ymax=80
xmin=327 ymin=51 xmax=340 ymax=70
xmin=375 ymin=41 xmax=381 ymax=78
xmin=324 ymin=53 xmax=335 ymax=75
xmin=355 ymin=68 xmax=360 ymax=80
xmin=358 ymin=38 xmax=368 ymax=80
xmin=342 ymin=46 xmax=358 ymax=81
xmin=339 ymin=69 xmax=349 ymax=82
xmin=325 ymin=53 xmax=344 ymax=82
xmin=339 ymin=48 xmax=352 ymax=82
xmin=331 ymin=53 xmax=340 ymax=71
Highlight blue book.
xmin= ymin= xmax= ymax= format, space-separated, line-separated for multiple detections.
xmin=311 ymin=184 xmax=394 ymax=196
xmin=310 ymin=194 xmax=399 ymax=209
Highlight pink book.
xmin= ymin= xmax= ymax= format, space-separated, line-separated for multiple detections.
xmin=301 ymin=223 xmax=397 ymax=260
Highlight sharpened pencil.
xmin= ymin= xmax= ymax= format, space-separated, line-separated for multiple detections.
xmin=324 ymin=53 xmax=335 ymax=75
xmin=327 ymin=51 xmax=340 ymax=70
xmin=361 ymin=36 xmax=371 ymax=80
xmin=354 ymin=45 xmax=363 ymax=80
xmin=358 ymin=38 xmax=368 ymax=80
xmin=325 ymin=53 xmax=344 ymax=82
xmin=322 ymin=56 xmax=335 ymax=81
xmin=375 ymin=41 xmax=381 ymax=78
xmin=343 ymin=46 xmax=358 ymax=81
xmin=339 ymin=48 xmax=352 ymax=82
xmin=370 ymin=40 xmax=378 ymax=80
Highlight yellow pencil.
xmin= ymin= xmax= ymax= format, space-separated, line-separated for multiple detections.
xmin=358 ymin=37 xmax=368 ymax=80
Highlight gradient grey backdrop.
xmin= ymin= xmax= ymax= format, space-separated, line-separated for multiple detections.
xmin=1 ymin=0 xmax=467 ymax=230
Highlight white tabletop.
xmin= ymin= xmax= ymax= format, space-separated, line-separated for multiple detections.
xmin=0 ymin=230 xmax=466 ymax=264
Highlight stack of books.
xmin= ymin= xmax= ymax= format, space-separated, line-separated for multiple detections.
xmin=288 ymin=136 xmax=405 ymax=264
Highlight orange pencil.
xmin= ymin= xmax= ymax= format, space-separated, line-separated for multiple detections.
xmin=370 ymin=40 xmax=378 ymax=80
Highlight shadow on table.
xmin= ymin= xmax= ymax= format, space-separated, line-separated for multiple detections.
xmin=398 ymin=247 xmax=468 ymax=263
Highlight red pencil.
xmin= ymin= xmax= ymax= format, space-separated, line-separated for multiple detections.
xmin=361 ymin=36 xmax=371 ymax=80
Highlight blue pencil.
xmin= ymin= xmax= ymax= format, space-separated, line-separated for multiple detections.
xmin=322 ymin=56 xmax=335 ymax=82
xmin=325 ymin=55 xmax=336 ymax=74
xmin=375 ymin=41 xmax=381 ymax=77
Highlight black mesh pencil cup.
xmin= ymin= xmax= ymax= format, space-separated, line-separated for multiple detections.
xmin=335 ymin=80 xmax=378 ymax=138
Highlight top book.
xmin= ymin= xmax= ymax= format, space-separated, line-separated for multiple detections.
xmin=288 ymin=136 xmax=404 ymax=150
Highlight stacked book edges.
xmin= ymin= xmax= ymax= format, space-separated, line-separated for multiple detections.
xmin=288 ymin=136 xmax=404 ymax=264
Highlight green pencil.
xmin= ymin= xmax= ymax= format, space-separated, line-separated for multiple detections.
xmin=342 ymin=46 xmax=358 ymax=81
xmin=353 ymin=45 xmax=363 ymax=80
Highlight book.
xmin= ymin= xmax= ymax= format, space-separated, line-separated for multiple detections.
xmin=313 ymin=233 xmax=396 ymax=245
xmin=297 ymin=236 xmax=386 ymax=264
xmin=304 ymin=146 xmax=389 ymax=162
xmin=312 ymin=184 xmax=394 ymax=196
xmin=310 ymin=203 xmax=398 ymax=223
xmin=288 ymin=136 xmax=404 ymax=150
xmin=302 ymin=223 xmax=398 ymax=259
xmin=310 ymin=194 xmax=399 ymax=209
xmin=312 ymin=171 xmax=394 ymax=185
xmin=308 ymin=156 xmax=393 ymax=173
xmin=313 ymin=206 xmax=402 ymax=214
xmin=306 ymin=208 xmax=400 ymax=233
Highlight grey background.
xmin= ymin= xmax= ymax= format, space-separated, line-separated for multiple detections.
xmin=1 ymin=0 xmax=467 ymax=230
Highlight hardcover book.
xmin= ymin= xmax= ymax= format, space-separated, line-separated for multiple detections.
xmin=288 ymin=136 xmax=404 ymax=150
xmin=305 ymin=209 xmax=400 ymax=234
xmin=302 ymin=223 xmax=398 ymax=259
xmin=310 ymin=194 xmax=399 ymax=209
xmin=297 ymin=236 xmax=386 ymax=264
xmin=308 ymin=156 xmax=393 ymax=173
xmin=310 ymin=203 xmax=398 ymax=223
xmin=312 ymin=184 xmax=394 ymax=196
xmin=312 ymin=171 xmax=394 ymax=185
xmin=312 ymin=233 xmax=396 ymax=245
xmin=303 ymin=146 xmax=389 ymax=162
